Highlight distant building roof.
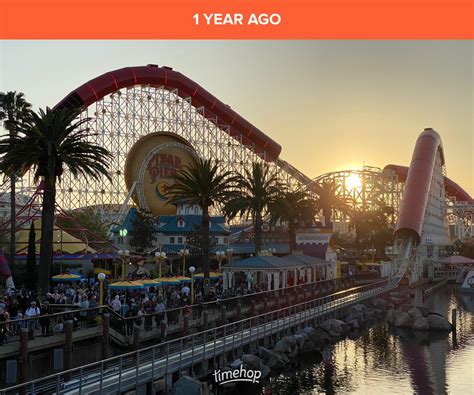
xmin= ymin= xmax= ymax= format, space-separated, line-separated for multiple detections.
xmin=112 ymin=208 xmax=229 ymax=235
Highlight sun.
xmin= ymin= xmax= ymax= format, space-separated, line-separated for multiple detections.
xmin=346 ymin=174 xmax=362 ymax=190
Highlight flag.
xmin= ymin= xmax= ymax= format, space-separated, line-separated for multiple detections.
xmin=0 ymin=251 xmax=12 ymax=280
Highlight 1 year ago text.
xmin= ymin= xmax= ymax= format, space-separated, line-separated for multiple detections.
xmin=193 ymin=13 xmax=281 ymax=26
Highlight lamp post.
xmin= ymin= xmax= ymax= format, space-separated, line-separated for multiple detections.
xmin=155 ymin=251 xmax=167 ymax=278
xmin=189 ymin=266 xmax=196 ymax=304
xmin=179 ymin=248 xmax=190 ymax=276
xmin=118 ymin=249 xmax=130 ymax=280
xmin=216 ymin=250 xmax=225 ymax=272
xmin=97 ymin=272 xmax=106 ymax=307
xmin=226 ymin=248 xmax=234 ymax=267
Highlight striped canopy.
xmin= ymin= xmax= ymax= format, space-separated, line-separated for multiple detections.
xmin=51 ymin=273 xmax=81 ymax=282
xmin=175 ymin=276 xmax=193 ymax=284
xmin=154 ymin=277 xmax=181 ymax=285
xmin=108 ymin=281 xmax=144 ymax=290
xmin=193 ymin=272 xmax=223 ymax=280
xmin=137 ymin=279 xmax=162 ymax=287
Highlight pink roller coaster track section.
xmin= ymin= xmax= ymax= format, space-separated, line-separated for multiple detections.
xmin=392 ymin=128 xmax=472 ymax=245
xmin=55 ymin=64 xmax=282 ymax=161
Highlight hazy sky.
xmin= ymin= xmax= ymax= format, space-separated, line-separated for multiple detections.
xmin=0 ymin=40 xmax=472 ymax=194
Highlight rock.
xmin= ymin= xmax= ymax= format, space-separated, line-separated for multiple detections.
xmin=349 ymin=304 xmax=366 ymax=318
xmin=172 ymin=375 xmax=208 ymax=395
xmin=321 ymin=319 xmax=348 ymax=339
xmin=346 ymin=311 xmax=364 ymax=326
xmin=416 ymin=306 xmax=430 ymax=317
xmin=274 ymin=338 xmax=292 ymax=353
xmin=412 ymin=315 xmax=430 ymax=331
xmin=346 ymin=319 xmax=359 ymax=330
xmin=265 ymin=349 xmax=289 ymax=369
xmin=230 ymin=359 xmax=243 ymax=369
xmin=301 ymin=339 xmax=316 ymax=351
xmin=428 ymin=314 xmax=452 ymax=331
xmin=372 ymin=298 xmax=386 ymax=310
xmin=241 ymin=354 xmax=261 ymax=370
xmin=387 ymin=309 xmax=396 ymax=325
xmin=393 ymin=310 xmax=412 ymax=328
xmin=259 ymin=364 xmax=271 ymax=379
xmin=408 ymin=307 xmax=421 ymax=319
xmin=313 ymin=327 xmax=332 ymax=348
xmin=294 ymin=334 xmax=306 ymax=348
xmin=301 ymin=327 xmax=316 ymax=337
xmin=259 ymin=347 xmax=271 ymax=361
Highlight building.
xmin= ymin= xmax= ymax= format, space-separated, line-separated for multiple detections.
xmin=112 ymin=206 xmax=230 ymax=254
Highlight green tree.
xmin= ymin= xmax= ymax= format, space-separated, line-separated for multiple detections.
xmin=269 ymin=188 xmax=318 ymax=252
xmin=0 ymin=107 xmax=112 ymax=298
xmin=166 ymin=158 xmax=237 ymax=285
xmin=129 ymin=209 xmax=157 ymax=253
xmin=0 ymin=91 xmax=32 ymax=268
xmin=312 ymin=179 xmax=350 ymax=227
xmin=225 ymin=162 xmax=280 ymax=254
xmin=25 ymin=221 xmax=37 ymax=290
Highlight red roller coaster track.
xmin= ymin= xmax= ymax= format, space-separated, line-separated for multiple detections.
xmin=55 ymin=64 xmax=282 ymax=162
xmin=392 ymin=128 xmax=473 ymax=244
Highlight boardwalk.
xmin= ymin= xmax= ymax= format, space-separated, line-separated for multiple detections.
xmin=1 ymin=279 xmax=392 ymax=394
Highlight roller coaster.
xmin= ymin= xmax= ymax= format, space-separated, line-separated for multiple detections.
xmin=0 ymin=64 xmax=472 ymax=267
xmin=0 ymin=65 xmax=473 ymax=394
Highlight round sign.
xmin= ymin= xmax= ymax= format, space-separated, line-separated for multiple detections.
xmin=204 ymin=278 xmax=210 ymax=285
xmin=124 ymin=132 xmax=198 ymax=216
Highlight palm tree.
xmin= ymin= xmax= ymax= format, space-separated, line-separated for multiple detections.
xmin=0 ymin=91 xmax=32 ymax=268
xmin=224 ymin=162 xmax=280 ymax=254
xmin=0 ymin=107 xmax=112 ymax=297
xmin=269 ymin=188 xmax=318 ymax=252
xmin=166 ymin=158 xmax=237 ymax=284
xmin=349 ymin=199 xmax=394 ymax=258
xmin=312 ymin=179 xmax=350 ymax=228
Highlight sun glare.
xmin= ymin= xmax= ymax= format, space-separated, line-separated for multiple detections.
xmin=346 ymin=174 xmax=362 ymax=190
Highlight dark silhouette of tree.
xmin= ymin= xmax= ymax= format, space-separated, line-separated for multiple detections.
xmin=225 ymin=162 xmax=280 ymax=254
xmin=129 ymin=209 xmax=157 ymax=253
xmin=0 ymin=107 xmax=112 ymax=299
xmin=270 ymin=188 xmax=318 ymax=252
xmin=312 ymin=179 xmax=351 ymax=228
xmin=0 ymin=91 xmax=32 ymax=269
xmin=25 ymin=221 xmax=37 ymax=290
xmin=166 ymin=158 xmax=237 ymax=286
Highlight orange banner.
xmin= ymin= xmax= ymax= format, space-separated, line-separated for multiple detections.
xmin=1 ymin=0 xmax=473 ymax=39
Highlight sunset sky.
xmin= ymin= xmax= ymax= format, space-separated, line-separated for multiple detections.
xmin=1 ymin=40 xmax=472 ymax=194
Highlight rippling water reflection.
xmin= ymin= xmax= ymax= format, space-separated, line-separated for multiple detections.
xmin=261 ymin=286 xmax=474 ymax=394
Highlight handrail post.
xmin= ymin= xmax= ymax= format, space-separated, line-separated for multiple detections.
xmin=19 ymin=328 xmax=29 ymax=395
xmin=102 ymin=313 xmax=110 ymax=361
xmin=64 ymin=320 xmax=73 ymax=382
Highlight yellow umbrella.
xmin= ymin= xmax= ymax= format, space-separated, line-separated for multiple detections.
xmin=108 ymin=281 xmax=144 ymax=290
xmin=175 ymin=276 xmax=192 ymax=284
xmin=154 ymin=277 xmax=181 ymax=285
xmin=137 ymin=279 xmax=162 ymax=287
xmin=51 ymin=273 xmax=81 ymax=282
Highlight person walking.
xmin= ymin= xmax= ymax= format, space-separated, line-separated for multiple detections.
xmin=24 ymin=301 xmax=40 ymax=338
xmin=39 ymin=301 xmax=52 ymax=336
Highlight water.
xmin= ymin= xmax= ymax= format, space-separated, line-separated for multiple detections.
xmin=261 ymin=286 xmax=474 ymax=394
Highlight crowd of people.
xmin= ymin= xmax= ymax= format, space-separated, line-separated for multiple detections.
xmin=0 ymin=276 xmax=262 ymax=345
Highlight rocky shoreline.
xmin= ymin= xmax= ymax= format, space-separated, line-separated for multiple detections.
xmin=171 ymin=291 xmax=453 ymax=394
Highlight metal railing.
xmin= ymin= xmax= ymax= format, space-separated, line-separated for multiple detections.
xmin=0 ymin=278 xmax=392 ymax=394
